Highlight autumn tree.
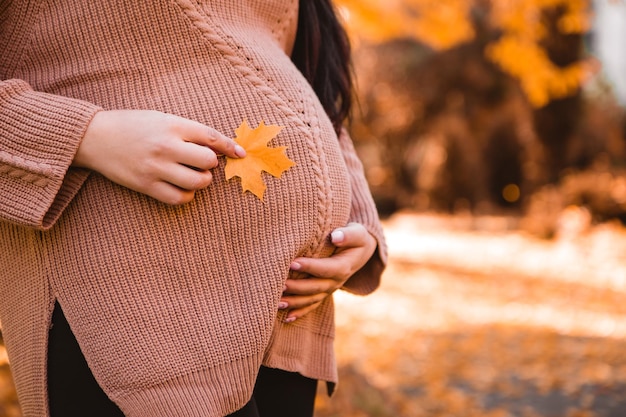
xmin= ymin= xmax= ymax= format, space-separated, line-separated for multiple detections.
xmin=336 ymin=0 xmax=607 ymax=214
xmin=336 ymin=0 xmax=594 ymax=107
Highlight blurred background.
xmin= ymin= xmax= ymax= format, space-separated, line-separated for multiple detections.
xmin=2 ymin=1 xmax=626 ymax=416
xmin=340 ymin=0 xmax=626 ymax=226
xmin=315 ymin=0 xmax=626 ymax=416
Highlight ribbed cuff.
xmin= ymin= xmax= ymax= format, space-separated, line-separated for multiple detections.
xmin=342 ymin=245 xmax=386 ymax=295
xmin=337 ymin=127 xmax=388 ymax=295
xmin=0 ymin=79 xmax=101 ymax=228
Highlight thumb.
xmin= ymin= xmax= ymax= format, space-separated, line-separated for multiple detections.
xmin=330 ymin=223 xmax=368 ymax=248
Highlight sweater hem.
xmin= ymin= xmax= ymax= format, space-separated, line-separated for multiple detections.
xmin=113 ymin=351 xmax=264 ymax=417
xmin=262 ymin=321 xmax=338 ymax=384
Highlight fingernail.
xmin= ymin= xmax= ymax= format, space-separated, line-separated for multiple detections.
xmin=235 ymin=145 xmax=247 ymax=158
xmin=284 ymin=317 xmax=297 ymax=323
xmin=278 ymin=301 xmax=288 ymax=310
xmin=290 ymin=262 xmax=301 ymax=271
xmin=331 ymin=230 xmax=345 ymax=243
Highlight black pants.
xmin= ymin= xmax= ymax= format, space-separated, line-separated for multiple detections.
xmin=48 ymin=302 xmax=317 ymax=417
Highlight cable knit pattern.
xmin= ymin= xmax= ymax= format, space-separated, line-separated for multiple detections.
xmin=0 ymin=152 xmax=52 ymax=186
xmin=175 ymin=0 xmax=333 ymax=255
xmin=0 ymin=2 xmax=387 ymax=416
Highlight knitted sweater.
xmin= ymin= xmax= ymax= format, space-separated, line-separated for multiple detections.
xmin=0 ymin=1 xmax=387 ymax=416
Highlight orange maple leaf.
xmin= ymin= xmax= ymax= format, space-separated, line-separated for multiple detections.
xmin=225 ymin=120 xmax=296 ymax=201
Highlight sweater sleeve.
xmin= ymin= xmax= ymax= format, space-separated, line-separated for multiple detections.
xmin=0 ymin=79 xmax=102 ymax=230
xmin=337 ymin=127 xmax=388 ymax=295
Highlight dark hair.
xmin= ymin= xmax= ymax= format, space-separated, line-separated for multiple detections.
xmin=291 ymin=0 xmax=353 ymax=135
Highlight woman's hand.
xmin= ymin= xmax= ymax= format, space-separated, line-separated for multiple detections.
xmin=280 ymin=222 xmax=377 ymax=322
xmin=73 ymin=110 xmax=246 ymax=205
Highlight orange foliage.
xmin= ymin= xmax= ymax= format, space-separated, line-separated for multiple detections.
xmin=338 ymin=0 xmax=474 ymax=50
xmin=487 ymin=0 xmax=594 ymax=106
xmin=485 ymin=35 xmax=591 ymax=107
xmin=336 ymin=0 xmax=596 ymax=107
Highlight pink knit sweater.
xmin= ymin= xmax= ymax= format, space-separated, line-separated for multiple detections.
xmin=0 ymin=1 xmax=387 ymax=416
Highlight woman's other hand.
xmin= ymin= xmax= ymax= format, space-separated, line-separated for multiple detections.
xmin=280 ymin=222 xmax=377 ymax=322
xmin=73 ymin=110 xmax=246 ymax=205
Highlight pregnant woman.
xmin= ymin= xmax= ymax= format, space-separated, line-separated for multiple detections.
xmin=0 ymin=1 xmax=387 ymax=416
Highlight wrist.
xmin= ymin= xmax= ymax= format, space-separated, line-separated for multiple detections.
xmin=73 ymin=110 xmax=107 ymax=169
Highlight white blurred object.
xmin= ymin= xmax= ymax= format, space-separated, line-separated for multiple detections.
xmin=591 ymin=0 xmax=626 ymax=106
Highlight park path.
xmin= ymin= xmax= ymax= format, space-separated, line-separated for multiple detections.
xmin=317 ymin=212 xmax=626 ymax=417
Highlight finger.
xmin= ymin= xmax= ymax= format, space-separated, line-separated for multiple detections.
xmin=284 ymin=277 xmax=337 ymax=296
xmin=290 ymin=257 xmax=352 ymax=282
xmin=147 ymin=181 xmax=196 ymax=205
xmin=172 ymin=141 xmax=220 ymax=171
xmin=284 ymin=302 xmax=324 ymax=323
xmin=329 ymin=223 xmax=369 ymax=248
xmin=280 ymin=291 xmax=327 ymax=311
xmin=161 ymin=163 xmax=214 ymax=191
xmin=179 ymin=120 xmax=246 ymax=159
